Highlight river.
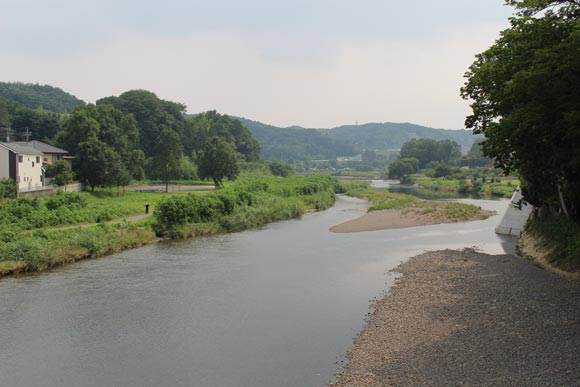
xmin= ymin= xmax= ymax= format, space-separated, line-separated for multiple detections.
xmin=0 ymin=192 xmax=514 ymax=387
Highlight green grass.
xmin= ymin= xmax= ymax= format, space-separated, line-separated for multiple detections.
xmin=0 ymin=175 xmax=341 ymax=276
xmin=413 ymin=175 xmax=519 ymax=198
xmin=526 ymin=216 xmax=580 ymax=272
xmin=339 ymin=181 xmax=492 ymax=222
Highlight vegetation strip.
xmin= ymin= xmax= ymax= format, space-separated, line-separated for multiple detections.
xmin=0 ymin=175 xmax=340 ymax=276
xmin=338 ymin=181 xmax=494 ymax=228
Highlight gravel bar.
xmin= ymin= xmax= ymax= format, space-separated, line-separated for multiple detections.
xmin=330 ymin=249 xmax=580 ymax=387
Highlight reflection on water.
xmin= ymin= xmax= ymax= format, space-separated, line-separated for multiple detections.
xmin=0 ymin=195 xmax=514 ymax=387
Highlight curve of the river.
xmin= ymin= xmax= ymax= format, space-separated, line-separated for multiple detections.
xmin=0 ymin=194 xmax=514 ymax=387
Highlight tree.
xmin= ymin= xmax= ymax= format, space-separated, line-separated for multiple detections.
xmin=185 ymin=111 xmax=261 ymax=162
xmin=74 ymin=137 xmax=110 ymax=191
xmin=150 ymin=128 xmax=183 ymax=192
xmin=461 ymin=1 xmax=580 ymax=221
xmin=387 ymin=158 xmax=419 ymax=182
xmin=268 ymin=161 xmax=293 ymax=177
xmin=45 ymin=160 xmax=74 ymax=188
xmin=197 ymin=137 xmax=240 ymax=188
xmin=399 ymin=138 xmax=460 ymax=168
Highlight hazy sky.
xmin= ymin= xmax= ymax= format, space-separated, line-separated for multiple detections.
xmin=0 ymin=0 xmax=513 ymax=128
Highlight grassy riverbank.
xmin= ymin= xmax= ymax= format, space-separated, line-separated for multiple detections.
xmin=412 ymin=175 xmax=518 ymax=198
xmin=341 ymin=181 xmax=493 ymax=222
xmin=0 ymin=175 xmax=339 ymax=276
xmin=519 ymin=215 xmax=580 ymax=277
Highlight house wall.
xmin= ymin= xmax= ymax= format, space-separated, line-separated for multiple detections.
xmin=42 ymin=153 xmax=65 ymax=166
xmin=0 ymin=147 xmax=9 ymax=180
xmin=17 ymin=153 xmax=43 ymax=190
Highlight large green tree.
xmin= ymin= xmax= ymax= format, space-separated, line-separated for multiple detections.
xmin=150 ymin=128 xmax=183 ymax=192
xmin=197 ymin=136 xmax=240 ymax=188
xmin=56 ymin=103 xmax=146 ymax=187
xmin=98 ymin=90 xmax=187 ymax=157
xmin=186 ymin=111 xmax=260 ymax=162
xmin=461 ymin=0 xmax=580 ymax=221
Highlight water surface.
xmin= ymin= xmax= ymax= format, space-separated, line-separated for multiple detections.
xmin=0 ymin=195 xmax=514 ymax=387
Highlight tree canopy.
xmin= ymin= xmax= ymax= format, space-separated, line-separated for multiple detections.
xmin=197 ymin=137 xmax=240 ymax=188
xmin=56 ymin=103 xmax=144 ymax=190
xmin=186 ymin=111 xmax=260 ymax=162
xmin=399 ymin=138 xmax=461 ymax=169
xmin=0 ymin=82 xmax=85 ymax=113
xmin=461 ymin=0 xmax=580 ymax=221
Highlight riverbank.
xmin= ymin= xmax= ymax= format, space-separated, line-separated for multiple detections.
xmin=330 ymin=205 xmax=494 ymax=233
xmin=334 ymin=181 xmax=494 ymax=232
xmin=0 ymin=175 xmax=339 ymax=277
xmin=330 ymin=249 xmax=580 ymax=387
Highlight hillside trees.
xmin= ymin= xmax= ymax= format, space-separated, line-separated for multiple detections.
xmin=97 ymin=90 xmax=187 ymax=157
xmin=0 ymin=82 xmax=85 ymax=113
xmin=461 ymin=0 xmax=580 ymax=221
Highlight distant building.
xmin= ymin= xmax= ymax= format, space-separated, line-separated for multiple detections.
xmin=336 ymin=155 xmax=362 ymax=164
xmin=0 ymin=142 xmax=44 ymax=191
xmin=0 ymin=141 xmax=70 ymax=194
xmin=13 ymin=140 xmax=69 ymax=165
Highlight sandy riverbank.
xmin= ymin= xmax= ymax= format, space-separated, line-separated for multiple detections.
xmin=329 ymin=249 xmax=580 ymax=387
xmin=330 ymin=207 xmax=494 ymax=233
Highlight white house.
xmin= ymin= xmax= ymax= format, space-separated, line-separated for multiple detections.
xmin=0 ymin=142 xmax=44 ymax=191
xmin=13 ymin=140 xmax=69 ymax=166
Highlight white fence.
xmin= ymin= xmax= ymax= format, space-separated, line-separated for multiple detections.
xmin=19 ymin=183 xmax=84 ymax=197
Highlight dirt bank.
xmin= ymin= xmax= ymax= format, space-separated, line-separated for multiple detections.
xmin=330 ymin=249 xmax=580 ymax=387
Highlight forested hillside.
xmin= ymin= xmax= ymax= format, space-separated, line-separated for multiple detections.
xmin=237 ymin=118 xmax=356 ymax=161
xmin=325 ymin=122 xmax=477 ymax=149
xmin=0 ymin=82 xmax=85 ymax=113
xmin=239 ymin=118 xmax=478 ymax=161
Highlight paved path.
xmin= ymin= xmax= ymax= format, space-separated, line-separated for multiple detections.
xmin=331 ymin=249 xmax=580 ymax=387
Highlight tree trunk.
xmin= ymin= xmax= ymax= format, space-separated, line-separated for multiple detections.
xmin=557 ymin=183 xmax=570 ymax=218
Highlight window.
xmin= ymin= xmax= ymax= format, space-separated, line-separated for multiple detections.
xmin=32 ymin=162 xmax=35 ymax=167
xmin=36 ymin=157 xmax=40 ymax=163
xmin=44 ymin=157 xmax=48 ymax=162
xmin=18 ymin=156 xmax=22 ymax=163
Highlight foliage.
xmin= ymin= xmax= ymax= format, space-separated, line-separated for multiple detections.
xmin=187 ymin=111 xmax=260 ymax=162
xmin=413 ymin=175 xmax=518 ymax=198
xmin=461 ymin=1 xmax=580 ymax=222
xmin=0 ymin=96 xmax=65 ymax=141
xmin=339 ymin=181 xmax=492 ymax=221
xmin=0 ymin=178 xmax=17 ymax=199
xmin=45 ymin=160 xmax=74 ymax=187
xmin=98 ymin=90 xmax=187 ymax=157
xmin=239 ymin=117 xmax=478 ymax=162
xmin=56 ymin=103 xmax=143 ymax=190
xmin=399 ymin=138 xmax=461 ymax=169
xmin=149 ymin=128 xmax=183 ymax=191
xmin=526 ymin=214 xmax=580 ymax=272
xmin=154 ymin=174 xmax=338 ymax=235
xmin=387 ymin=158 xmax=419 ymax=181
xmin=197 ymin=137 xmax=240 ymax=188
xmin=268 ymin=161 xmax=293 ymax=177
xmin=0 ymin=82 xmax=85 ymax=113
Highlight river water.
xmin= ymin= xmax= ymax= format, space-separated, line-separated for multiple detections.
xmin=0 ymin=192 xmax=514 ymax=387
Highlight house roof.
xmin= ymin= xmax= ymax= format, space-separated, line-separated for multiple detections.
xmin=0 ymin=142 xmax=44 ymax=156
xmin=13 ymin=140 xmax=68 ymax=155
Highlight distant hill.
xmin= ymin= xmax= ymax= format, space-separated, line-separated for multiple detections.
xmin=0 ymin=82 xmax=85 ymax=113
xmin=324 ymin=122 xmax=477 ymax=149
xmin=237 ymin=118 xmax=479 ymax=161
xmin=236 ymin=117 xmax=357 ymax=161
